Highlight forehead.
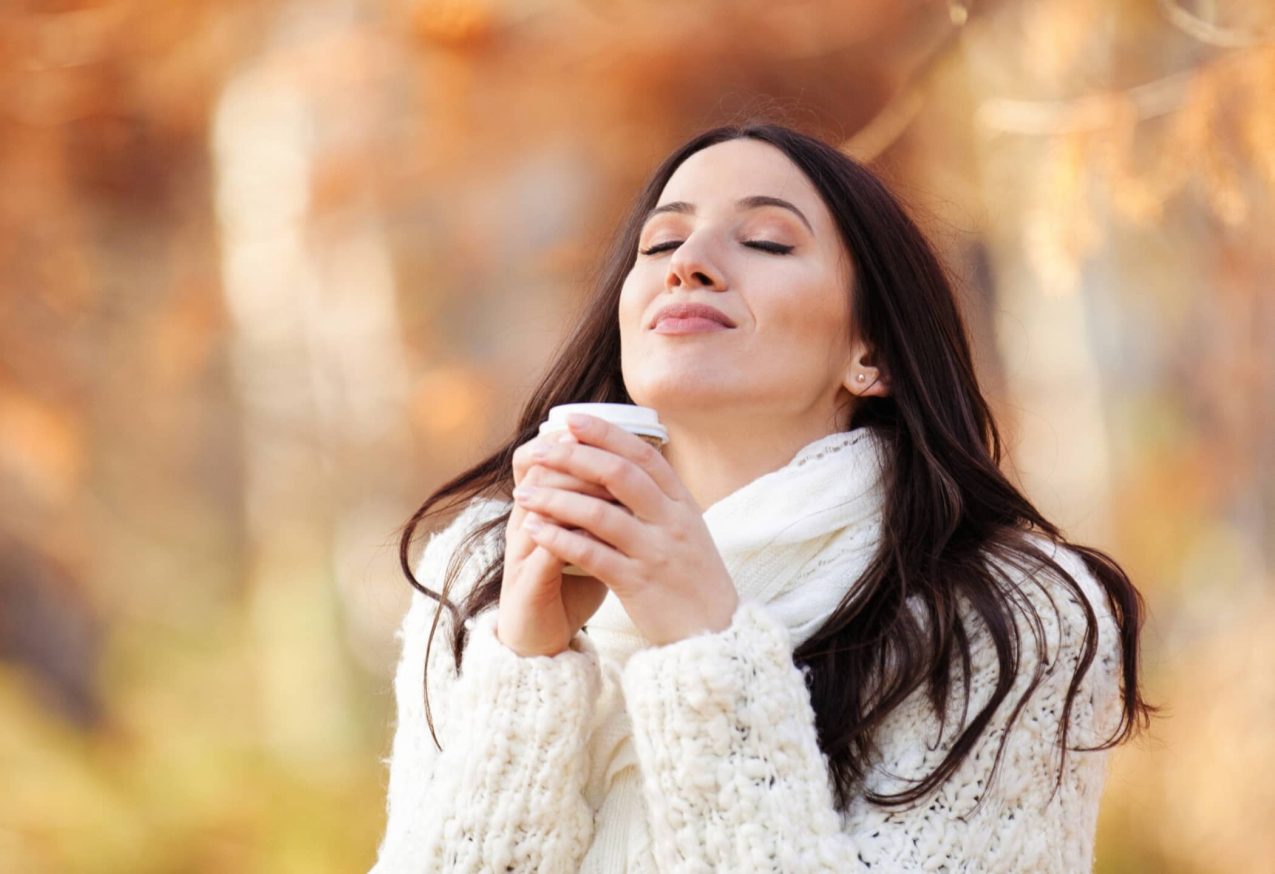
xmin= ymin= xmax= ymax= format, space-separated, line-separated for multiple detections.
xmin=657 ymin=139 xmax=822 ymax=216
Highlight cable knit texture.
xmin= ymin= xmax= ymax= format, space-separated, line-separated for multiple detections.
xmin=371 ymin=497 xmax=604 ymax=873
xmin=371 ymin=429 xmax=1124 ymax=873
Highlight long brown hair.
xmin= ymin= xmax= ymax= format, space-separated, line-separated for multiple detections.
xmin=396 ymin=120 xmax=1158 ymax=813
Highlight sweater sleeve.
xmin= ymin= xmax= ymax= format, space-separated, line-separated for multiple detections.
xmin=370 ymin=497 xmax=604 ymax=874
xmin=619 ymin=541 xmax=1124 ymax=873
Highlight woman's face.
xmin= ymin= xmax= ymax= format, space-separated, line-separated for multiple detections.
xmin=619 ymin=138 xmax=860 ymax=431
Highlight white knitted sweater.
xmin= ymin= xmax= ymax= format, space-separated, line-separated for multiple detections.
xmin=372 ymin=468 xmax=1123 ymax=871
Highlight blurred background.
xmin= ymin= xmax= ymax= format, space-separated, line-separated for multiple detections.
xmin=2 ymin=0 xmax=1272 ymax=871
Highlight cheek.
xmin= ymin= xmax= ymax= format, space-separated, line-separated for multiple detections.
xmin=618 ymin=273 xmax=652 ymax=329
xmin=764 ymin=269 xmax=847 ymax=333
xmin=754 ymin=285 xmax=849 ymax=370
xmin=617 ymin=294 xmax=636 ymax=335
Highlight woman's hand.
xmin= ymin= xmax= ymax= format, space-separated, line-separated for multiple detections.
xmin=496 ymin=430 xmax=612 ymax=658
xmin=511 ymin=413 xmax=740 ymax=647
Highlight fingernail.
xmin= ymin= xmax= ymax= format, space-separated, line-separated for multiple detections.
xmin=567 ymin=414 xmax=590 ymax=430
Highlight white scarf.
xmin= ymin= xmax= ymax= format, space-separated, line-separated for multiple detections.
xmin=579 ymin=425 xmax=891 ymax=871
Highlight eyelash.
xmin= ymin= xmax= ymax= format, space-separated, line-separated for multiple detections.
xmin=638 ymin=240 xmax=794 ymax=256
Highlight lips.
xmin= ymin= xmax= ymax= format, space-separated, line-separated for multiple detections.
xmin=649 ymin=302 xmax=736 ymax=329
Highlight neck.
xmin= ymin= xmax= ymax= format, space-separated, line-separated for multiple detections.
xmin=659 ymin=418 xmax=850 ymax=513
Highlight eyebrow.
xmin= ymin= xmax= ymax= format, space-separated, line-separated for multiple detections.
xmin=642 ymin=195 xmax=814 ymax=234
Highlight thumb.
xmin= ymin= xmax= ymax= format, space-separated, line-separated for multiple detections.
xmin=516 ymin=543 xmax=567 ymax=602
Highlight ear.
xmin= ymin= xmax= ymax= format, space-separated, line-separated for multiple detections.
xmin=844 ymin=344 xmax=890 ymax=399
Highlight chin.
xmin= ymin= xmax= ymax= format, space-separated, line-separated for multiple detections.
xmin=632 ymin=380 xmax=739 ymax=409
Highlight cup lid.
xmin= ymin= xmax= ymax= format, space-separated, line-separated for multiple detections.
xmin=539 ymin=403 xmax=668 ymax=445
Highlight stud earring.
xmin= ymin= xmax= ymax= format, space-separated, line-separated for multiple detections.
xmin=857 ymin=373 xmax=866 ymax=382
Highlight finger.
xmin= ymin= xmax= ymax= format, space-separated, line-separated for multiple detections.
xmin=524 ymin=464 xmax=614 ymax=502
xmin=511 ymin=426 xmax=612 ymax=499
xmin=507 ymin=539 xmax=568 ymax=610
xmin=516 ymin=431 xmax=614 ymax=501
xmin=529 ymin=439 xmax=663 ymax=522
xmin=526 ymin=514 xmax=629 ymax=586
xmin=507 ymin=503 xmax=537 ymax=561
xmin=520 ymin=539 xmax=565 ymax=586
xmin=560 ymin=413 xmax=683 ymax=506
xmin=512 ymin=507 xmax=599 ymax=560
xmin=513 ymin=431 xmax=578 ymax=486
xmin=513 ymin=485 xmax=641 ymax=561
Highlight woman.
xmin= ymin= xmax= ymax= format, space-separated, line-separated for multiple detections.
xmin=371 ymin=122 xmax=1156 ymax=872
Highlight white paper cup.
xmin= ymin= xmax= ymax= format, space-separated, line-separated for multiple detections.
xmin=536 ymin=403 xmax=667 ymax=576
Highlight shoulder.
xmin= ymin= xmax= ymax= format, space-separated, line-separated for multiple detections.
xmin=957 ymin=532 xmax=1125 ymax=748
xmin=856 ymin=534 xmax=1125 ymax=814
xmin=974 ymin=532 xmax=1120 ymax=672
xmin=888 ymin=532 xmax=1119 ymax=684
xmin=881 ymin=533 xmax=1124 ymax=760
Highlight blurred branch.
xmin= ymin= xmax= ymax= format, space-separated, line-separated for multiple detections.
xmin=841 ymin=1 xmax=980 ymax=160
xmin=843 ymin=86 xmax=926 ymax=161
xmin=1157 ymin=0 xmax=1275 ymax=48
xmin=975 ymin=65 xmax=1196 ymax=135
xmin=973 ymin=38 xmax=1275 ymax=137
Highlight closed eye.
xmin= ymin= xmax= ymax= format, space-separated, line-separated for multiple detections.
xmin=639 ymin=240 xmax=794 ymax=256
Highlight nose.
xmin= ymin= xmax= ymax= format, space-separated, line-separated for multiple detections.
xmin=666 ymin=235 xmax=724 ymax=291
